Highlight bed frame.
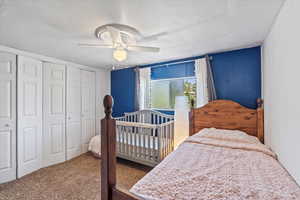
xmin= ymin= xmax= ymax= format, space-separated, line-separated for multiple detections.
xmin=100 ymin=95 xmax=264 ymax=200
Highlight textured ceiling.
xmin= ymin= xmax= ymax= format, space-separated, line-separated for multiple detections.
xmin=0 ymin=0 xmax=284 ymax=68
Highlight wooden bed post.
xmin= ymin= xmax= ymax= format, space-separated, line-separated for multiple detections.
xmin=101 ymin=95 xmax=139 ymax=200
xmin=189 ymin=110 xmax=195 ymax=136
xmin=101 ymin=95 xmax=116 ymax=200
xmin=257 ymin=98 xmax=264 ymax=143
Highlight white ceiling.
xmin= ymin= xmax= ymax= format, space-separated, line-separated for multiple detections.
xmin=0 ymin=0 xmax=284 ymax=68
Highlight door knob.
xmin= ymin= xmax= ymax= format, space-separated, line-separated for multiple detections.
xmin=5 ymin=124 xmax=9 ymax=127
xmin=68 ymin=117 xmax=71 ymax=120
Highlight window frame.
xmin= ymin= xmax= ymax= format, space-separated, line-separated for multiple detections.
xmin=150 ymin=76 xmax=196 ymax=111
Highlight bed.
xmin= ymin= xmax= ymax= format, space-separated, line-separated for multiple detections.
xmin=100 ymin=96 xmax=300 ymax=200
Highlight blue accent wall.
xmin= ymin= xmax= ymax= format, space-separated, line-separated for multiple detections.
xmin=211 ymin=47 xmax=261 ymax=109
xmin=111 ymin=46 xmax=261 ymax=117
xmin=111 ymin=68 xmax=136 ymax=117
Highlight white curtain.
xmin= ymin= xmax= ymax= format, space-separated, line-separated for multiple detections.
xmin=195 ymin=58 xmax=209 ymax=107
xmin=139 ymin=67 xmax=151 ymax=110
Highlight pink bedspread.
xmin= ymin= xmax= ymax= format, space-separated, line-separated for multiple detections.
xmin=130 ymin=128 xmax=300 ymax=200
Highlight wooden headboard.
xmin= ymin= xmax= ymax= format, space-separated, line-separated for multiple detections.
xmin=189 ymin=99 xmax=264 ymax=143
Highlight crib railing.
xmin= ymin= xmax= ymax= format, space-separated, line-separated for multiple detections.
xmin=116 ymin=120 xmax=174 ymax=166
xmin=157 ymin=121 xmax=174 ymax=160
xmin=116 ymin=109 xmax=174 ymax=124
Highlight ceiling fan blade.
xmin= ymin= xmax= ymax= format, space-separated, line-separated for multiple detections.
xmin=127 ymin=45 xmax=160 ymax=52
xmin=78 ymin=43 xmax=113 ymax=48
xmin=139 ymin=32 xmax=168 ymax=42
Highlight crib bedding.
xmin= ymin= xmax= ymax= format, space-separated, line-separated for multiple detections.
xmin=88 ymin=135 xmax=101 ymax=157
xmin=130 ymin=128 xmax=300 ymax=200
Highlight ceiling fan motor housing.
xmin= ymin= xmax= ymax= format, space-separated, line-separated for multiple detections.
xmin=95 ymin=23 xmax=141 ymax=45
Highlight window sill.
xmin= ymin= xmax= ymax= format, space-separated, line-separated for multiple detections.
xmin=151 ymin=108 xmax=174 ymax=111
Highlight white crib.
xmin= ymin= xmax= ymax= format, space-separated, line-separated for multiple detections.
xmin=115 ymin=110 xmax=175 ymax=167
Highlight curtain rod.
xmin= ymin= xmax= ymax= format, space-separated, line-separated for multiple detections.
xmin=145 ymin=56 xmax=213 ymax=69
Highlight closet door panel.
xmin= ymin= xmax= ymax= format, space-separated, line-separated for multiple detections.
xmin=43 ymin=62 xmax=66 ymax=167
xmin=50 ymin=123 xmax=64 ymax=153
xmin=0 ymin=81 xmax=11 ymax=118
xmin=66 ymin=67 xmax=81 ymax=160
xmin=81 ymin=70 xmax=96 ymax=153
xmin=66 ymin=122 xmax=81 ymax=158
xmin=0 ymin=52 xmax=16 ymax=184
xmin=0 ymin=130 xmax=12 ymax=168
xmin=23 ymin=127 xmax=37 ymax=161
xmin=17 ymin=56 xmax=43 ymax=178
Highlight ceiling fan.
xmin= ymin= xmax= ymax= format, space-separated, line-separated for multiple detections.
xmin=78 ymin=24 xmax=161 ymax=62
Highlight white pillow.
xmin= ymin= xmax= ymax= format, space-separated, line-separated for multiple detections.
xmin=195 ymin=128 xmax=260 ymax=144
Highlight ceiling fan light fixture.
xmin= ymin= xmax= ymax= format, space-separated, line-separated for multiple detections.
xmin=113 ymin=49 xmax=127 ymax=62
xmin=80 ymin=24 xmax=160 ymax=62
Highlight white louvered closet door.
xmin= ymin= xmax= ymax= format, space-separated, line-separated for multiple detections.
xmin=17 ymin=56 xmax=43 ymax=178
xmin=66 ymin=67 xmax=81 ymax=160
xmin=43 ymin=62 xmax=66 ymax=167
xmin=0 ymin=52 xmax=16 ymax=184
xmin=81 ymin=70 xmax=96 ymax=153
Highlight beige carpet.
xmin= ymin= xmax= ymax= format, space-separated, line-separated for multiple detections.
xmin=0 ymin=153 xmax=151 ymax=200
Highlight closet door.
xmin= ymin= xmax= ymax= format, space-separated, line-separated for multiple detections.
xmin=0 ymin=52 xmax=16 ymax=184
xmin=17 ymin=56 xmax=43 ymax=177
xmin=43 ymin=62 xmax=66 ymax=167
xmin=81 ymin=70 xmax=96 ymax=153
xmin=66 ymin=67 xmax=81 ymax=160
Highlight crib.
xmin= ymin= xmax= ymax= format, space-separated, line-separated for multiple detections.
xmin=115 ymin=110 xmax=175 ymax=167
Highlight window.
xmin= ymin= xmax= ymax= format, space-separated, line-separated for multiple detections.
xmin=150 ymin=77 xmax=196 ymax=110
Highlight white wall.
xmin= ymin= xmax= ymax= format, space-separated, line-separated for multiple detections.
xmin=263 ymin=0 xmax=300 ymax=184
